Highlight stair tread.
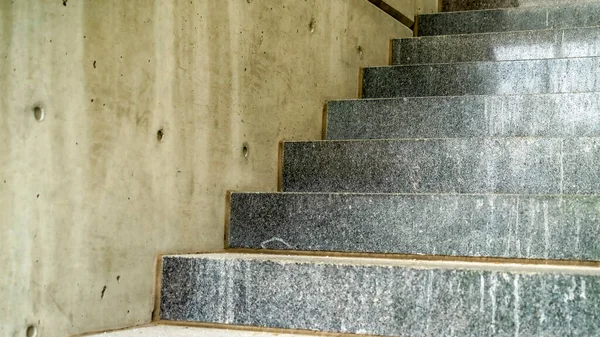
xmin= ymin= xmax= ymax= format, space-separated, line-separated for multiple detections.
xmin=362 ymin=57 xmax=600 ymax=98
xmin=282 ymin=137 xmax=600 ymax=194
xmin=326 ymin=93 xmax=600 ymax=139
xmin=392 ymin=26 xmax=600 ymax=65
xmin=160 ymin=253 xmax=600 ymax=337
xmin=418 ymin=3 xmax=600 ymax=36
xmin=228 ymin=192 xmax=600 ymax=261
xmin=442 ymin=0 xmax=600 ymax=12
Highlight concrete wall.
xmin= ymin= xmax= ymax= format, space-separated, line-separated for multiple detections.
xmin=0 ymin=1 xmax=410 ymax=337
xmin=416 ymin=0 xmax=441 ymax=13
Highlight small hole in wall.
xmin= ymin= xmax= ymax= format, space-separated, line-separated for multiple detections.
xmin=157 ymin=129 xmax=164 ymax=142
xmin=33 ymin=106 xmax=45 ymax=122
xmin=26 ymin=325 xmax=38 ymax=337
xmin=309 ymin=18 xmax=316 ymax=34
xmin=242 ymin=142 xmax=249 ymax=158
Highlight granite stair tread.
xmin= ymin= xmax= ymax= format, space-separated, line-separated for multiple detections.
xmin=326 ymin=93 xmax=600 ymax=140
xmin=442 ymin=0 xmax=600 ymax=12
xmin=228 ymin=192 xmax=600 ymax=261
xmin=281 ymin=137 xmax=600 ymax=194
xmin=160 ymin=253 xmax=600 ymax=337
xmin=393 ymin=26 xmax=600 ymax=65
xmin=362 ymin=56 xmax=600 ymax=98
xmin=418 ymin=3 xmax=600 ymax=36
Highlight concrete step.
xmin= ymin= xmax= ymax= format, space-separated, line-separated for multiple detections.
xmin=362 ymin=57 xmax=600 ymax=98
xmin=228 ymin=192 xmax=600 ymax=261
xmin=160 ymin=253 xmax=600 ymax=337
xmin=281 ymin=138 xmax=600 ymax=194
xmin=418 ymin=4 xmax=600 ymax=36
xmin=442 ymin=0 xmax=600 ymax=12
xmin=393 ymin=26 xmax=600 ymax=65
xmin=326 ymin=93 xmax=600 ymax=140
xmin=83 ymin=325 xmax=317 ymax=337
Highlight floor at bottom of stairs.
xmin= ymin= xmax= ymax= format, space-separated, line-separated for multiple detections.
xmin=83 ymin=324 xmax=320 ymax=337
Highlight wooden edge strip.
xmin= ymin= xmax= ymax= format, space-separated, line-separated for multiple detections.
xmin=157 ymin=320 xmax=403 ymax=337
xmin=224 ymin=191 xmax=232 ymax=249
xmin=277 ymin=141 xmax=284 ymax=192
xmin=357 ymin=67 xmax=364 ymax=98
xmin=225 ymin=248 xmax=600 ymax=268
xmin=321 ymin=103 xmax=329 ymax=140
xmin=413 ymin=14 xmax=419 ymax=37
xmin=152 ymin=253 xmax=163 ymax=321
xmin=367 ymin=0 xmax=415 ymax=30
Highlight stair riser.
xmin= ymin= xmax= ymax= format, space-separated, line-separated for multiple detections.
xmin=442 ymin=0 xmax=600 ymax=12
xmin=418 ymin=4 xmax=600 ymax=36
xmin=229 ymin=193 xmax=600 ymax=261
xmin=161 ymin=255 xmax=600 ymax=337
xmin=393 ymin=26 xmax=600 ymax=65
xmin=282 ymin=138 xmax=600 ymax=194
xmin=362 ymin=57 xmax=600 ymax=98
xmin=327 ymin=93 xmax=600 ymax=139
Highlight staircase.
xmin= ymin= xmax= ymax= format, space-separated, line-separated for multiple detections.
xmin=92 ymin=1 xmax=600 ymax=337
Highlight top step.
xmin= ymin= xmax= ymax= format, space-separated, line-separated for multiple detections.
xmin=418 ymin=3 xmax=600 ymax=36
xmin=442 ymin=0 xmax=600 ymax=12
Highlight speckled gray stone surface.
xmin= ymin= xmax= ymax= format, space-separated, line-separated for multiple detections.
xmin=160 ymin=254 xmax=600 ymax=337
xmin=228 ymin=192 xmax=600 ymax=260
xmin=442 ymin=0 xmax=600 ymax=12
xmin=282 ymin=138 xmax=600 ymax=194
xmin=393 ymin=26 xmax=600 ymax=65
xmin=418 ymin=4 xmax=600 ymax=36
xmin=326 ymin=93 xmax=600 ymax=139
xmin=362 ymin=57 xmax=600 ymax=98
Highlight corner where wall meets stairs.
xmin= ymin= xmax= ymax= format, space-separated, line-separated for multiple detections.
xmin=90 ymin=1 xmax=600 ymax=337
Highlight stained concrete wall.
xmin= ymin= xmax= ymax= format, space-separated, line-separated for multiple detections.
xmin=0 ymin=1 xmax=410 ymax=337
xmin=416 ymin=0 xmax=441 ymax=13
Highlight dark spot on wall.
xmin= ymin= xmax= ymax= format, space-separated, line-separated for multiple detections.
xmin=101 ymin=285 xmax=107 ymax=299
xmin=157 ymin=129 xmax=164 ymax=142
xmin=91 ymin=99 xmax=94 ymax=102
xmin=63 ymin=0 xmax=67 ymax=6
xmin=116 ymin=275 xmax=120 ymax=282
xmin=93 ymin=60 xmax=96 ymax=69
xmin=36 ymin=194 xmax=39 ymax=198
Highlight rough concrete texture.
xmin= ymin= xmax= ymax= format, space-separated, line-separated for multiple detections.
xmin=160 ymin=254 xmax=600 ymax=337
xmin=418 ymin=3 xmax=600 ymax=36
xmin=326 ymin=93 xmax=600 ymax=139
xmin=442 ymin=0 xmax=600 ymax=12
xmin=228 ymin=192 xmax=600 ymax=261
xmin=415 ymin=0 xmax=440 ymax=14
xmin=0 ymin=1 xmax=410 ymax=337
xmin=394 ymin=26 xmax=600 ymax=65
xmin=84 ymin=324 xmax=317 ymax=337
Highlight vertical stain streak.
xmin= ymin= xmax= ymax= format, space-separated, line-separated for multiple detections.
xmin=489 ymin=273 xmax=497 ymax=334
xmin=513 ymin=275 xmax=520 ymax=337
xmin=559 ymin=139 xmax=564 ymax=194
xmin=479 ymin=275 xmax=485 ymax=313
xmin=543 ymin=202 xmax=550 ymax=259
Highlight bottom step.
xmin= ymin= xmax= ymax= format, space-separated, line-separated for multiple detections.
xmin=83 ymin=324 xmax=317 ymax=337
xmin=160 ymin=253 xmax=600 ymax=337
